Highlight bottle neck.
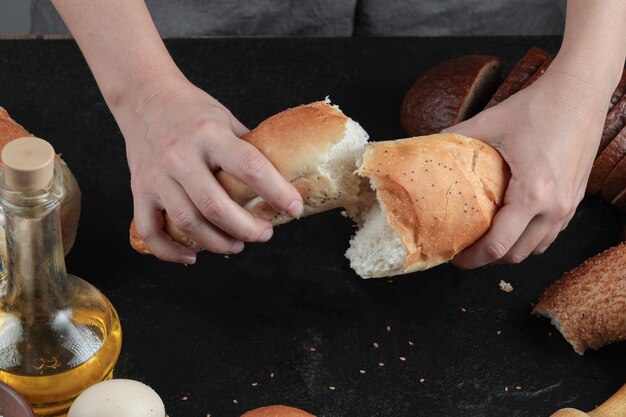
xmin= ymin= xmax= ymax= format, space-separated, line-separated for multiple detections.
xmin=0 ymin=167 xmax=68 ymax=312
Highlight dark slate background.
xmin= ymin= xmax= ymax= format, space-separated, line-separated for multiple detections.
xmin=0 ymin=37 xmax=624 ymax=417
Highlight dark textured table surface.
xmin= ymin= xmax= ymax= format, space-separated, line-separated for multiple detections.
xmin=0 ymin=37 xmax=625 ymax=417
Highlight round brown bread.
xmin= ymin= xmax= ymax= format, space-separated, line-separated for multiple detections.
xmin=400 ymin=55 xmax=501 ymax=136
xmin=587 ymin=125 xmax=626 ymax=195
xmin=0 ymin=107 xmax=81 ymax=255
xmin=532 ymin=242 xmax=626 ymax=354
xmin=129 ymin=100 xmax=369 ymax=255
xmin=348 ymin=133 xmax=510 ymax=276
xmin=485 ymin=47 xmax=551 ymax=108
xmin=241 ymin=405 xmax=316 ymax=417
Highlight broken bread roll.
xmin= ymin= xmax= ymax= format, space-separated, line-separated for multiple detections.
xmin=129 ymin=99 xmax=370 ymax=254
xmin=0 ymin=107 xmax=81 ymax=256
xmin=532 ymin=242 xmax=626 ymax=354
xmin=345 ymin=134 xmax=510 ymax=278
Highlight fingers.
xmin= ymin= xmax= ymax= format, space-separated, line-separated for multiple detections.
xmin=494 ymin=215 xmax=552 ymax=264
xmin=159 ymin=177 xmax=245 ymax=255
xmin=179 ymin=159 xmax=274 ymax=242
xmin=212 ymin=134 xmax=303 ymax=218
xmin=133 ymin=193 xmax=198 ymax=264
xmin=533 ymin=223 xmax=563 ymax=255
xmin=452 ymin=204 xmax=534 ymax=269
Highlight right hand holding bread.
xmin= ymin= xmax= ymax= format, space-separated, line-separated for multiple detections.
xmin=445 ymin=51 xmax=623 ymax=268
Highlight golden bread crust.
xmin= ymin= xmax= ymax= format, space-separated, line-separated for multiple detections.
xmin=358 ymin=134 xmax=509 ymax=272
xmin=241 ymin=405 xmax=316 ymax=417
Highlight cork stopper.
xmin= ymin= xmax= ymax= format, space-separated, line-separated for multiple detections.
xmin=1 ymin=137 xmax=55 ymax=191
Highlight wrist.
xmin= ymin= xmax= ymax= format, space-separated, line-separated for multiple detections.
xmin=104 ymin=65 xmax=188 ymax=115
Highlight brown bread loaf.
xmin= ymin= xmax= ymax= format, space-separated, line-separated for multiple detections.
xmin=587 ymin=126 xmax=626 ymax=195
xmin=600 ymin=153 xmax=626 ymax=201
xmin=400 ymin=55 xmax=501 ymax=136
xmin=598 ymin=94 xmax=626 ymax=155
xmin=485 ymin=47 xmax=550 ymax=108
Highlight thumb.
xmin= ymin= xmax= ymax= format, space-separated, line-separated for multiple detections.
xmin=441 ymin=109 xmax=502 ymax=146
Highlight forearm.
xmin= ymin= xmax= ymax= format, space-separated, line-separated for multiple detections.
xmin=51 ymin=0 xmax=184 ymax=113
xmin=551 ymin=0 xmax=626 ymax=102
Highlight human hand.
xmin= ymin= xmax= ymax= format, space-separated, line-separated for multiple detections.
xmin=114 ymin=76 xmax=303 ymax=264
xmin=444 ymin=67 xmax=612 ymax=268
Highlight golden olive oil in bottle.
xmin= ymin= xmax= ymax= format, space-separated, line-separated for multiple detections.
xmin=0 ymin=137 xmax=122 ymax=416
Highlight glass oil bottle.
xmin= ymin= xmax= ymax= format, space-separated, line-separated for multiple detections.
xmin=0 ymin=137 xmax=122 ymax=416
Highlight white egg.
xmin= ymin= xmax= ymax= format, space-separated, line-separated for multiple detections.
xmin=68 ymin=379 xmax=165 ymax=417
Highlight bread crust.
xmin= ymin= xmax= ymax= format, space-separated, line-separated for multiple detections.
xmin=599 ymin=94 xmax=626 ymax=155
xmin=532 ymin=243 xmax=626 ymax=354
xmin=358 ymin=134 xmax=510 ymax=272
xmin=600 ymin=152 xmax=626 ymax=201
xmin=0 ymin=107 xmax=81 ymax=255
xmin=608 ymin=69 xmax=626 ymax=112
xmin=241 ymin=405 xmax=316 ymax=417
xmin=400 ymin=55 xmax=501 ymax=136
xmin=485 ymin=47 xmax=550 ymax=108
xmin=588 ymin=126 xmax=626 ymax=195
xmin=520 ymin=56 xmax=552 ymax=89
xmin=129 ymin=101 xmax=361 ymax=254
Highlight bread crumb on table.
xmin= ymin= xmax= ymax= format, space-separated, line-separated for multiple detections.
xmin=419 ymin=378 xmax=425 ymax=383
xmin=359 ymin=369 xmax=366 ymax=374
xmin=378 ymin=362 xmax=385 ymax=367
xmin=408 ymin=340 xmax=414 ymax=346
xmin=373 ymin=342 xmax=379 ymax=348
xmin=329 ymin=386 xmax=336 ymax=391
xmin=233 ymin=399 xmax=238 ymax=404
xmin=399 ymin=356 xmax=406 ymax=361
xmin=499 ymin=280 xmax=514 ymax=292
xmin=386 ymin=325 xmax=391 ymax=332
xmin=460 ymin=307 xmax=467 ymax=313
xmin=181 ymin=396 xmax=188 ymax=401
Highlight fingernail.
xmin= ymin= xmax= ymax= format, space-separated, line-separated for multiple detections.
xmin=286 ymin=199 xmax=303 ymax=218
xmin=259 ymin=228 xmax=273 ymax=242
xmin=181 ymin=254 xmax=196 ymax=265
xmin=231 ymin=241 xmax=245 ymax=253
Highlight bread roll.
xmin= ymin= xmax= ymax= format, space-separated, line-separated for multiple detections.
xmin=400 ymin=55 xmax=501 ymax=137
xmin=345 ymin=133 xmax=510 ymax=278
xmin=0 ymin=107 xmax=81 ymax=256
xmin=129 ymin=99 xmax=369 ymax=254
xmin=532 ymin=243 xmax=626 ymax=354
xmin=241 ymin=405 xmax=316 ymax=417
